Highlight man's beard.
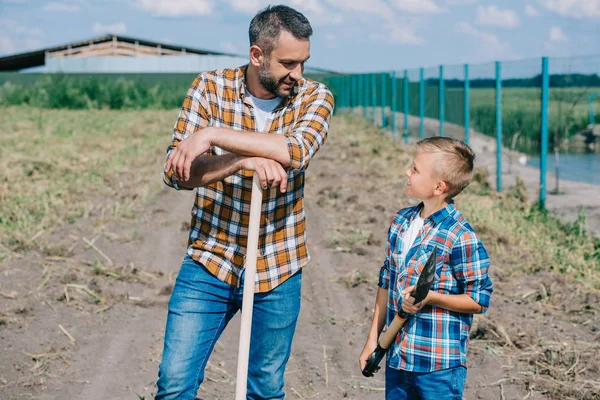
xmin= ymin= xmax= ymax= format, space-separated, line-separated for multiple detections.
xmin=258 ymin=61 xmax=295 ymax=98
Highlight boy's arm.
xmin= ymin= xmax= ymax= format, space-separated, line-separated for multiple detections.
xmin=359 ymin=232 xmax=392 ymax=371
xmin=402 ymin=232 xmax=493 ymax=315
xmin=359 ymin=287 xmax=388 ymax=371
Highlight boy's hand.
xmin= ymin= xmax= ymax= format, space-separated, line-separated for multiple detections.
xmin=359 ymin=337 xmax=379 ymax=373
xmin=401 ymin=285 xmax=431 ymax=314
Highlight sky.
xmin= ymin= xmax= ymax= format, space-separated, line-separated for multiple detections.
xmin=1 ymin=0 xmax=599 ymax=74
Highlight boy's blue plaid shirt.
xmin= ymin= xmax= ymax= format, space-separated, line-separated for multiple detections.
xmin=378 ymin=201 xmax=493 ymax=372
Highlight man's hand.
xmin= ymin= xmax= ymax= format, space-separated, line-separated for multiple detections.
xmin=401 ymin=285 xmax=431 ymax=314
xmin=359 ymin=337 xmax=379 ymax=373
xmin=165 ymin=129 xmax=213 ymax=182
xmin=240 ymin=157 xmax=288 ymax=192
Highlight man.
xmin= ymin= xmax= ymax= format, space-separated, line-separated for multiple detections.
xmin=155 ymin=5 xmax=334 ymax=400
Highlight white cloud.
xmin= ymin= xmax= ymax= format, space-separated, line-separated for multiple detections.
xmin=476 ymin=5 xmax=520 ymax=28
xmin=43 ymin=2 xmax=80 ymax=12
xmin=133 ymin=0 xmax=213 ymax=17
xmin=324 ymin=33 xmax=336 ymax=48
xmin=537 ymin=0 xmax=600 ymax=18
xmin=221 ymin=40 xmax=238 ymax=53
xmin=325 ymin=0 xmax=393 ymax=19
xmin=0 ymin=35 xmax=15 ymax=56
xmin=224 ymin=0 xmax=264 ymax=14
xmin=455 ymin=21 xmax=517 ymax=60
xmin=525 ymin=4 xmax=539 ymax=16
xmin=290 ymin=0 xmax=324 ymax=15
xmin=24 ymin=38 xmax=43 ymax=50
xmin=92 ymin=22 xmax=127 ymax=34
xmin=0 ymin=19 xmax=43 ymax=37
xmin=448 ymin=0 xmax=478 ymax=4
xmin=389 ymin=0 xmax=444 ymax=14
xmin=549 ymin=25 xmax=568 ymax=41
xmin=386 ymin=23 xmax=426 ymax=45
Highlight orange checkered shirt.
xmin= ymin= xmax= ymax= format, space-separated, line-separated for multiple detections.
xmin=163 ymin=65 xmax=334 ymax=293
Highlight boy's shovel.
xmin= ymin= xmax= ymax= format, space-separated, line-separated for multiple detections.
xmin=235 ymin=173 xmax=263 ymax=399
xmin=362 ymin=245 xmax=438 ymax=377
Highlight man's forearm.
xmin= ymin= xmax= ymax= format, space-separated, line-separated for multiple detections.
xmin=207 ymin=128 xmax=291 ymax=167
xmin=176 ymin=153 xmax=244 ymax=189
xmin=428 ymin=292 xmax=483 ymax=314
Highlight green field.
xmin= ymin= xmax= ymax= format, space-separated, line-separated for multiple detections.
xmin=0 ymin=74 xmax=598 ymax=155
xmin=0 ymin=106 xmax=178 ymax=255
xmin=466 ymin=87 xmax=596 ymax=153
xmin=0 ymin=106 xmax=598 ymax=288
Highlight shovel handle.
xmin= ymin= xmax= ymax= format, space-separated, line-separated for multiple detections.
xmin=361 ymin=312 xmax=408 ymax=377
xmin=235 ymin=173 xmax=263 ymax=399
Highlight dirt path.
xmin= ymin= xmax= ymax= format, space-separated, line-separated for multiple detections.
xmin=387 ymin=109 xmax=600 ymax=237
xmin=1 ymin=116 xmax=598 ymax=400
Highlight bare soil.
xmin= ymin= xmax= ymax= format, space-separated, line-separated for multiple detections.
xmin=1 ymin=115 xmax=598 ymax=400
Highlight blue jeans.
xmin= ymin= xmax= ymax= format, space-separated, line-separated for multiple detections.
xmin=156 ymin=254 xmax=302 ymax=400
xmin=385 ymin=364 xmax=467 ymax=400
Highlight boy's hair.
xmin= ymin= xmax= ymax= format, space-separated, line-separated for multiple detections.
xmin=416 ymin=137 xmax=475 ymax=201
xmin=249 ymin=5 xmax=313 ymax=56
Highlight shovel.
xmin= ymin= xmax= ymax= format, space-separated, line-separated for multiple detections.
xmin=362 ymin=245 xmax=438 ymax=377
xmin=235 ymin=172 xmax=263 ymax=399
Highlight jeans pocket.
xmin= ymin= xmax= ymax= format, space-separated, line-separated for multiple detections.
xmin=451 ymin=366 xmax=467 ymax=399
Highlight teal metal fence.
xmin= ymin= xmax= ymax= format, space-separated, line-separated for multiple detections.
xmin=326 ymin=56 xmax=600 ymax=208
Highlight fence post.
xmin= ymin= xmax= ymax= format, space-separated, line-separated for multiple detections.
xmin=591 ymin=93 xmax=596 ymax=126
xmin=364 ymin=74 xmax=369 ymax=119
xmin=464 ymin=64 xmax=470 ymax=144
xmin=354 ymin=74 xmax=359 ymax=112
xmin=439 ymin=65 xmax=445 ymax=137
xmin=404 ymin=70 xmax=409 ymax=144
xmin=496 ymin=61 xmax=502 ymax=192
xmin=419 ymin=68 xmax=424 ymax=139
xmin=540 ymin=57 xmax=550 ymax=209
xmin=358 ymin=74 xmax=364 ymax=118
xmin=391 ymin=71 xmax=397 ymax=141
xmin=381 ymin=72 xmax=387 ymax=128
xmin=372 ymin=73 xmax=377 ymax=125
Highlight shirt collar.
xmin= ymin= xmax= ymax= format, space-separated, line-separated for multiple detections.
xmin=413 ymin=201 xmax=456 ymax=226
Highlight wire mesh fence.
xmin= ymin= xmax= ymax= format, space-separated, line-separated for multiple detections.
xmin=326 ymin=56 xmax=600 ymax=208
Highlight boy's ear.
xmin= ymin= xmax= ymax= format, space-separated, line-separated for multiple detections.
xmin=434 ymin=180 xmax=448 ymax=196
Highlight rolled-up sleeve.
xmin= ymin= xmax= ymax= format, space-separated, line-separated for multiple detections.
xmin=378 ymin=228 xmax=392 ymax=289
xmin=451 ymin=233 xmax=493 ymax=314
xmin=163 ymin=74 xmax=212 ymax=190
xmin=284 ymin=85 xmax=334 ymax=172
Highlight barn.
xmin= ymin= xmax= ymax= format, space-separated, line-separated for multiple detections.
xmin=0 ymin=34 xmax=333 ymax=74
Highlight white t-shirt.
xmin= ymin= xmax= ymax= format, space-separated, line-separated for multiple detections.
xmin=402 ymin=213 xmax=424 ymax=258
xmin=245 ymin=91 xmax=283 ymax=132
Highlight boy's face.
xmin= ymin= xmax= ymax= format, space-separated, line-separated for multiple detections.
xmin=404 ymin=151 xmax=446 ymax=200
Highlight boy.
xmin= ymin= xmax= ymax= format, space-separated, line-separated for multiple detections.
xmin=359 ymin=137 xmax=493 ymax=399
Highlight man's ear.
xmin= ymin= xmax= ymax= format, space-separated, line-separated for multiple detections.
xmin=249 ymin=45 xmax=264 ymax=67
xmin=434 ymin=180 xmax=448 ymax=196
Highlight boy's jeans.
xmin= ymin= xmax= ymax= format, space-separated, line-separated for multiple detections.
xmin=385 ymin=364 xmax=467 ymax=400
xmin=156 ymin=254 xmax=302 ymax=400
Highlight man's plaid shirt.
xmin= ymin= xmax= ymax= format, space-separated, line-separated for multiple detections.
xmin=378 ymin=202 xmax=493 ymax=372
xmin=163 ymin=66 xmax=334 ymax=293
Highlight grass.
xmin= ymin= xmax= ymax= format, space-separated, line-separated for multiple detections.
xmin=0 ymin=106 xmax=178 ymax=258
xmin=1 ymin=106 xmax=598 ymax=290
xmin=329 ymin=114 xmax=600 ymax=290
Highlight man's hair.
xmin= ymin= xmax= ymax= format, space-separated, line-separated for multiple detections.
xmin=416 ymin=137 xmax=475 ymax=201
xmin=249 ymin=5 xmax=313 ymax=56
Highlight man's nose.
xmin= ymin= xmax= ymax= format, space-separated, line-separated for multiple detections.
xmin=289 ymin=64 xmax=302 ymax=81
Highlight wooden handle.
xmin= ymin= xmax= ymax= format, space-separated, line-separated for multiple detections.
xmin=379 ymin=314 xmax=407 ymax=349
xmin=235 ymin=173 xmax=263 ymax=400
